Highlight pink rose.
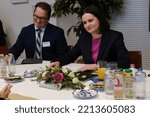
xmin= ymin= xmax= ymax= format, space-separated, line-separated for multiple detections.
xmin=52 ymin=72 xmax=64 ymax=83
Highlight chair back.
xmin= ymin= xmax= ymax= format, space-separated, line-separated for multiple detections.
xmin=0 ymin=46 xmax=9 ymax=55
xmin=128 ymin=51 xmax=142 ymax=68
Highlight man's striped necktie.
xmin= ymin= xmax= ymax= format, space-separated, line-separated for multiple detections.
xmin=35 ymin=29 xmax=42 ymax=59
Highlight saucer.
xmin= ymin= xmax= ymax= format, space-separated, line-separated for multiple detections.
xmin=72 ymin=89 xmax=98 ymax=99
xmin=4 ymin=76 xmax=24 ymax=83
xmin=23 ymin=70 xmax=35 ymax=78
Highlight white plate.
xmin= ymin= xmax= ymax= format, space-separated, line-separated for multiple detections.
xmin=72 ymin=89 xmax=98 ymax=99
xmin=23 ymin=74 xmax=35 ymax=78
xmin=5 ymin=78 xmax=24 ymax=83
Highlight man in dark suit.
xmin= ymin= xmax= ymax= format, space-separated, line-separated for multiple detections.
xmin=9 ymin=2 xmax=69 ymax=61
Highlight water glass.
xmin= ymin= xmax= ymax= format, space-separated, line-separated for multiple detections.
xmin=107 ymin=62 xmax=118 ymax=70
xmin=8 ymin=53 xmax=16 ymax=76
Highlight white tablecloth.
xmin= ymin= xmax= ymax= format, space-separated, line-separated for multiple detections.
xmin=0 ymin=62 xmax=150 ymax=100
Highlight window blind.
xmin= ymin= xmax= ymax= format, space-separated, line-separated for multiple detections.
xmin=110 ymin=0 xmax=150 ymax=69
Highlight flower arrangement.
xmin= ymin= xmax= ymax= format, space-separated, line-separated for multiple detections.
xmin=35 ymin=66 xmax=85 ymax=90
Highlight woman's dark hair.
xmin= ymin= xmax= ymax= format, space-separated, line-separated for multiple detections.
xmin=82 ymin=5 xmax=110 ymax=33
xmin=34 ymin=2 xmax=51 ymax=19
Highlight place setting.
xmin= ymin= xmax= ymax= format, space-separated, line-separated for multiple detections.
xmin=2 ymin=69 xmax=36 ymax=83
xmin=3 ymin=74 xmax=24 ymax=83
xmin=23 ymin=69 xmax=36 ymax=78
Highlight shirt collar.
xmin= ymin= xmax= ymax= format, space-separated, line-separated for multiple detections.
xmin=34 ymin=26 xmax=46 ymax=32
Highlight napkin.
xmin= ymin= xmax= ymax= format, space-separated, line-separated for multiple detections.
xmin=75 ymin=70 xmax=97 ymax=81
xmin=8 ymin=93 xmax=37 ymax=100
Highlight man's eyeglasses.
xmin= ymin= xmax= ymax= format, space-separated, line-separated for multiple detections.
xmin=33 ymin=14 xmax=48 ymax=22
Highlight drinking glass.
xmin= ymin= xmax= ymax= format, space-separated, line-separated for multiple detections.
xmin=8 ymin=53 xmax=16 ymax=76
xmin=107 ymin=62 xmax=118 ymax=70
xmin=97 ymin=60 xmax=107 ymax=80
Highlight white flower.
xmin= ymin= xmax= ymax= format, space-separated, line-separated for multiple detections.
xmin=82 ymin=75 xmax=86 ymax=78
xmin=42 ymin=71 xmax=49 ymax=78
xmin=68 ymin=72 xmax=75 ymax=77
xmin=62 ymin=68 xmax=68 ymax=74
xmin=72 ymin=77 xmax=79 ymax=84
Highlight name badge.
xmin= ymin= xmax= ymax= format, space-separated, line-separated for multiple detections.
xmin=43 ymin=41 xmax=50 ymax=47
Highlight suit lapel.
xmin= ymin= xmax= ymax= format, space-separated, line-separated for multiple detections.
xmin=97 ymin=31 xmax=110 ymax=60
xmin=86 ymin=35 xmax=93 ymax=62
xmin=31 ymin=25 xmax=36 ymax=55
xmin=42 ymin=24 xmax=50 ymax=42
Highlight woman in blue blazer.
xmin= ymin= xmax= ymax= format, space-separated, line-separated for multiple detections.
xmin=51 ymin=5 xmax=130 ymax=70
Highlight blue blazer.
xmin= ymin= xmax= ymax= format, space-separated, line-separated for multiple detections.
xmin=57 ymin=29 xmax=130 ymax=68
xmin=9 ymin=23 xmax=69 ymax=61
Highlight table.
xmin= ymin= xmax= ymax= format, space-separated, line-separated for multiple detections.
xmin=0 ymin=62 xmax=150 ymax=100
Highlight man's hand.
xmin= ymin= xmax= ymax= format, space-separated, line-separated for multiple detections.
xmin=4 ymin=55 xmax=10 ymax=63
xmin=49 ymin=61 xmax=60 ymax=68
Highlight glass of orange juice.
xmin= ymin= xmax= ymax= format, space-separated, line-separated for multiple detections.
xmin=97 ymin=60 xmax=107 ymax=80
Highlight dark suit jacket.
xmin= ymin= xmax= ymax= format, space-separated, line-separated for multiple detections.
xmin=0 ymin=20 xmax=6 ymax=46
xmin=57 ymin=29 xmax=130 ymax=68
xmin=9 ymin=23 xmax=69 ymax=61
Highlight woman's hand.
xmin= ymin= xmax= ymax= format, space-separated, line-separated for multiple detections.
xmin=77 ymin=64 xmax=97 ymax=71
xmin=49 ymin=61 xmax=60 ymax=68
xmin=0 ymin=83 xmax=12 ymax=99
